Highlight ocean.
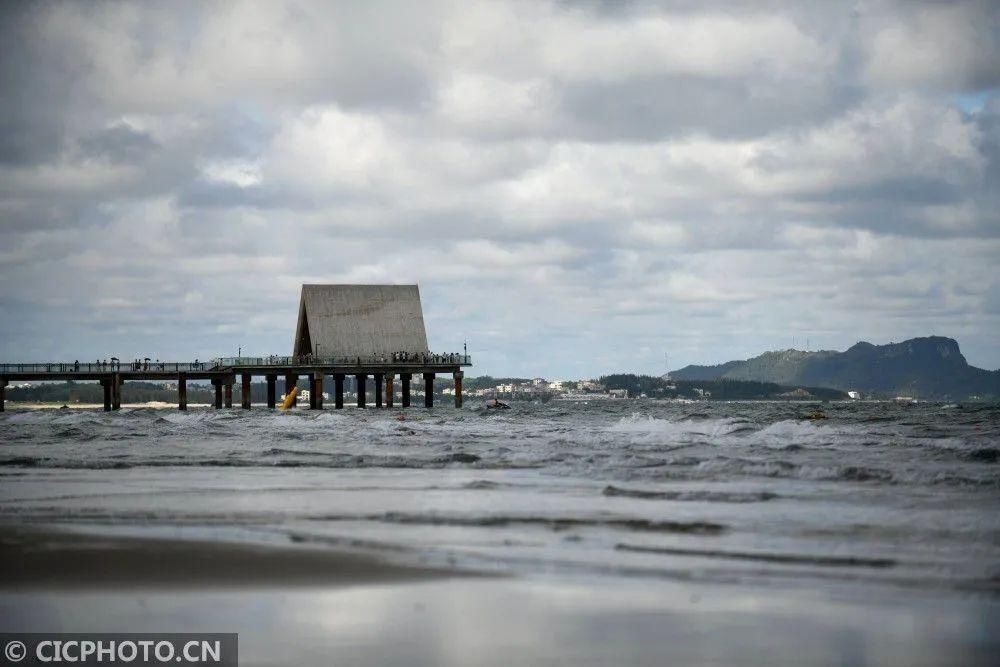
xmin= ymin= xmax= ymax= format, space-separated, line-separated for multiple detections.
xmin=1 ymin=400 xmax=998 ymax=665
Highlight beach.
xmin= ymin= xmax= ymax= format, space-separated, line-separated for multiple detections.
xmin=0 ymin=530 xmax=1000 ymax=665
xmin=3 ymin=526 xmax=997 ymax=666
xmin=0 ymin=525 xmax=462 ymax=589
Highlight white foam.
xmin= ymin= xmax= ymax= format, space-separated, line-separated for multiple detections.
xmin=608 ymin=413 xmax=737 ymax=440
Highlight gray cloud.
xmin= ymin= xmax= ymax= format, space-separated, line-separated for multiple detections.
xmin=558 ymin=74 xmax=860 ymax=141
xmin=78 ymin=124 xmax=159 ymax=163
xmin=0 ymin=0 xmax=998 ymax=375
xmin=0 ymin=4 xmax=80 ymax=166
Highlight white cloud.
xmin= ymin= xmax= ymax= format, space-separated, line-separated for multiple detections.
xmin=625 ymin=221 xmax=689 ymax=247
xmin=864 ymin=3 xmax=1000 ymax=92
xmin=200 ymin=160 xmax=262 ymax=188
xmin=538 ymin=12 xmax=830 ymax=82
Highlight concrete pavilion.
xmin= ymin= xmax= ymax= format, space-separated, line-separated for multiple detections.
xmin=293 ymin=284 xmax=430 ymax=360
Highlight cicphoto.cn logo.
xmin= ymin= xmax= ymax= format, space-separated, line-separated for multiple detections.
xmin=4 ymin=640 xmax=27 ymax=662
xmin=0 ymin=634 xmax=237 ymax=666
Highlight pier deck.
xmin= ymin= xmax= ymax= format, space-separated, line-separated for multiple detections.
xmin=0 ymin=354 xmax=471 ymax=412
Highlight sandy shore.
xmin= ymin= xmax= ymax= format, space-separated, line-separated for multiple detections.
xmin=0 ymin=526 xmax=467 ymax=590
xmin=1 ymin=526 xmax=997 ymax=665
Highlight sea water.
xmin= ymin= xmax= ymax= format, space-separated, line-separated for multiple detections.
xmin=1 ymin=400 xmax=997 ymax=594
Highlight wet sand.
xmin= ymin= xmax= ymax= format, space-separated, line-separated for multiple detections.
xmin=0 ymin=526 xmax=463 ymax=589
xmin=2 ymin=526 xmax=998 ymax=666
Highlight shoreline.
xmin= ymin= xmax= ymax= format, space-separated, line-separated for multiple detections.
xmin=0 ymin=525 xmax=476 ymax=590
xmin=4 ymin=398 xmax=971 ymax=411
xmin=4 ymin=402 xmax=212 ymax=410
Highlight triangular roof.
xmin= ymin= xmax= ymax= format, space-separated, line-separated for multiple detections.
xmin=293 ymin=284 xmax=430 ymax=358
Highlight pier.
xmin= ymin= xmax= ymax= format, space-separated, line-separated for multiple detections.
xmin=0 ymin=355 xmax=470 ymax=412
xmin=1 ymin=283 xmax=472 ymax=412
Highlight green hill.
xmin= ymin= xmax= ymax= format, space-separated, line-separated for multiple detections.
xmin=671 ymin=337 xmax=1000 ymax=400
xmin=599 ymin=374 xmax=846 ymax=400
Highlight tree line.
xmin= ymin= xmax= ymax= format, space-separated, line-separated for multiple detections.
xmin=599 ymin=374 xmax=847 ymax=400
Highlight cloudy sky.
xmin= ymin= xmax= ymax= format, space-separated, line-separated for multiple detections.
xmin=2 ymin=0 xmax=998 ymax=378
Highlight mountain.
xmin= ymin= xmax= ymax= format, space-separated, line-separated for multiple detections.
xmin=670 ymin=337 xmax=1000 ymax=400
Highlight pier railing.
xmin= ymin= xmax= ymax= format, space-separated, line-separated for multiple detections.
xmin=0 ymin=361 xmax=216 ymax=374
xmin=1 ymin=354 xmax=472 ymax=375
xmin=215 ymin=354 xmax=472 ymax=368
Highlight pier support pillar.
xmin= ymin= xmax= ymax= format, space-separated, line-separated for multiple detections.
xmin=401 ymin=373 xmax=411 ymax=408
xmin=312 ymin=373 xmax=324 ymax=409
xmin=101 ymin=378 xmax=112 ymax=412
xmin=213 ymin=380 xmax=223 ymax=409
xmin=112 ymin=373 xmax=122 ymax=411
xmin=224 ymin=379 xmax=233 ymax=408
xmin=424 ymin=373 xmax=435 ymax=408
xmin=454 ymin=371 xmax=463 ymax=409
xmin=266 ymin=375 xmax=276 ymax=409
xmin=178 ymin=373 xmax=187 ymax=411
xmin=356 ymin=374 xmax=367 ymax=408
xmin=374 ymin=374 xmax=383 ymax=408
xmin=241 ymin=372 xmax=252 ymax=410
xmin=334 ymin=374 xmax=344 ymax=409
xmin=385 ymin=374 xmax=394 ymax=408
xmin=0 ymin=379 xmax=5 ymax=413
xmin=284 ymin=374 xmax=298 ymax=407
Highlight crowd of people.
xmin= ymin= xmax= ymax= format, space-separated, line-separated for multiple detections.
xmin=293 ymin=351 xmax=468 ymax=365
xmin=390 ymin=351 xmax=465 ymax=364
xmin=57 ymin=352 xmax=468 ymax=373
xmin=69 ymin=359 xmax=191 ymax=372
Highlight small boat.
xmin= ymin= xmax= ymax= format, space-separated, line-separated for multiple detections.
xmin=486 ymin=399 xmax=511 ymax=410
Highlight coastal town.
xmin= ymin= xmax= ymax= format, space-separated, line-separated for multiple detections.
xmin=5 ymin=372 xmax=868 ymax=407
xmin=276 ymin=377 xmax=636 ymax=405
xmin=456 ymin=377 xmax=632 ymax=401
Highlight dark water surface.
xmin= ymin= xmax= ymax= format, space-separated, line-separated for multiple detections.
xmin=2 ymin=400 xmax=997 ymax=593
